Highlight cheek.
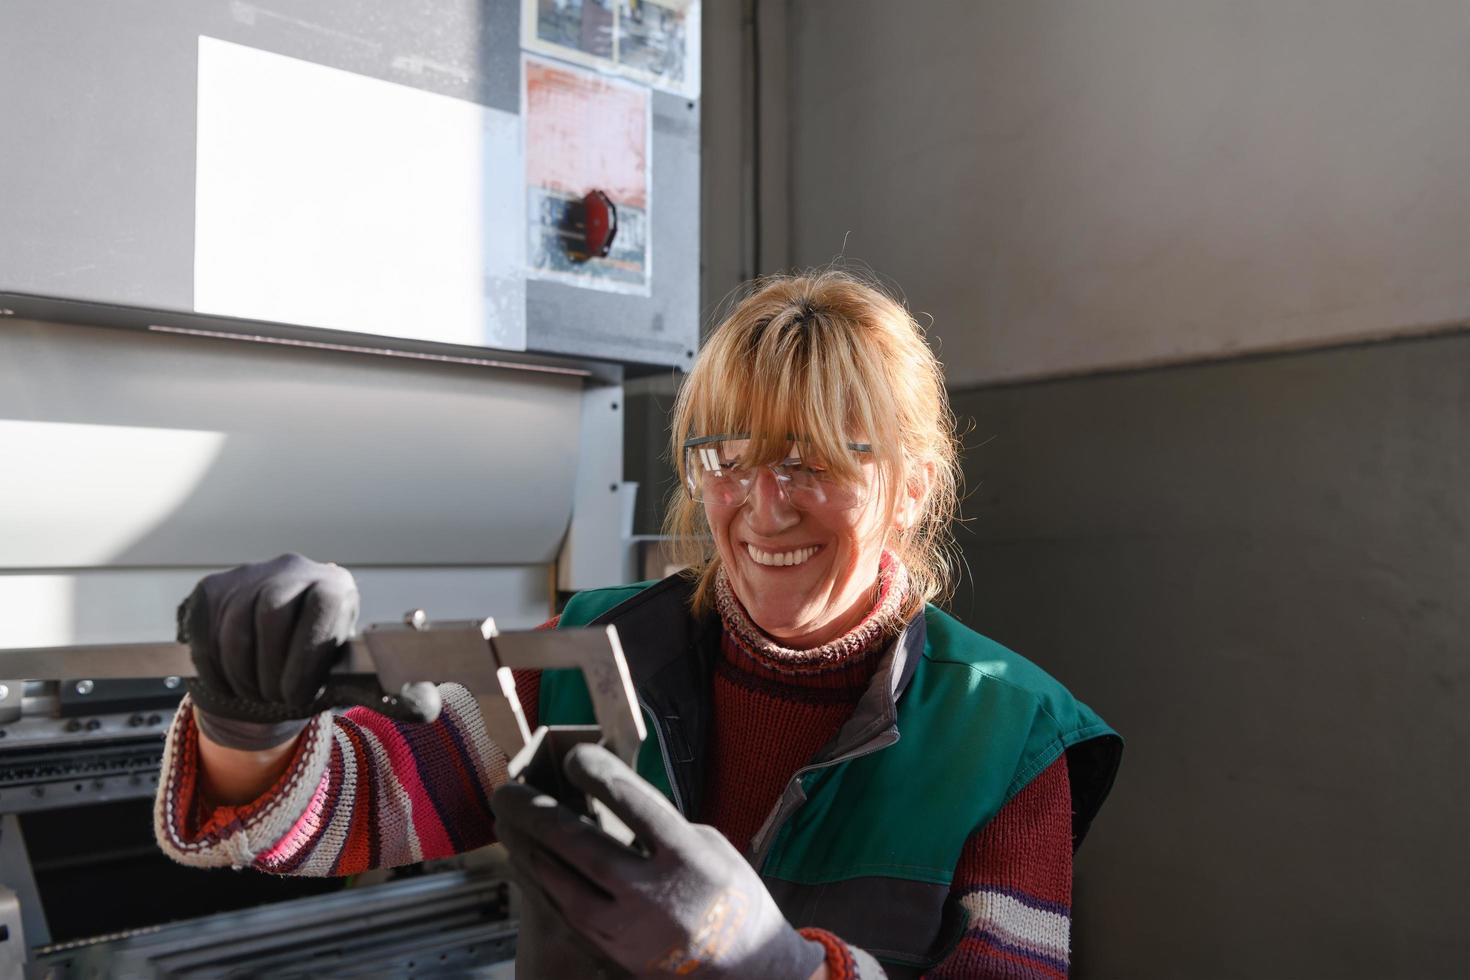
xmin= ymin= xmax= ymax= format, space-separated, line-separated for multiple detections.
xmin=824 ymin=519 xmax=884 ymax=583
xmin=838 ymin=503 xmax=892 ymax=558
xmin=705 ymin=503 xmax=738 ymax=554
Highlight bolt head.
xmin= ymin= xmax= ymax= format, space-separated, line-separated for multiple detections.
xmin=164 ymin=675 xmax=181 ymax=689
xmin=75 ymin=679 xmax=94 ymax=695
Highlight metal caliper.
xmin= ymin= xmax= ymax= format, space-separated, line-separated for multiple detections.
xmin=0 ymin=614 xmax=645 ymax=836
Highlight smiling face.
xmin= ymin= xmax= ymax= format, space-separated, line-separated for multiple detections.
xmin=664 ymin=271 xmax=960 ymax=633
xmin=702 ymin=448 xmax=909 ymax=647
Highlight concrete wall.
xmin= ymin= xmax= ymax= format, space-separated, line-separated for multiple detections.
xmin=786 ymin=0 xmax=1470 ymax=386
xmin=950 ymin=332 xmax=1469 ymax=978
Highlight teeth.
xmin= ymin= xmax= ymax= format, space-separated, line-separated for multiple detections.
xmin=746 ymin=544 xmax=819 ymax=567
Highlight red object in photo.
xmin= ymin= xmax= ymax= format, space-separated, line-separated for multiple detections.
xmin=579 ymin=189 xmax=618 ymax=259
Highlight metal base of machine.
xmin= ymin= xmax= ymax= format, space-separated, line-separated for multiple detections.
xmin=29 ymin=868 xmax=517 ymax=979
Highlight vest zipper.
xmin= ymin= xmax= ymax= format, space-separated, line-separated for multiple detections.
xmin=636 ymin=692 xmax=687 ymax=815
xmin=747 ymin=725 xmax=900 ymax=871
xmin=747 ymin=619 xmax=920 ymax=870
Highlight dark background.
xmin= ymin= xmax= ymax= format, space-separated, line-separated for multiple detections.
xmin=950 ymin=332 xmax=1469 ymax=977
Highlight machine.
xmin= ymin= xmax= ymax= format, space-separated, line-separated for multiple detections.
xmin=0 ymin=616 xmax=646 ymax=976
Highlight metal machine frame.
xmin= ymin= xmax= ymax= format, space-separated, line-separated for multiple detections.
xmin=0 ymin=615 xmax=644 ymax=974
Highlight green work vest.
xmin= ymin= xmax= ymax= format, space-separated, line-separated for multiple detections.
xmin=540 ymin=577 xmax=1122 ymax=972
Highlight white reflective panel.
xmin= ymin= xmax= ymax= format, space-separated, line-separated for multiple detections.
xmin=0 ymin=420 xmax=227 ymax=566
xmin=0 ymin=320 xmax=581 ymax=569
xmin=0 ymin=576 xmax=74 ymax=649
xmin=194 ymin=36 xmax=525 ymax=351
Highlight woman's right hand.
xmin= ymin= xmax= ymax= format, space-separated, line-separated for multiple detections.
xmin=173 ymin=553 xmax=361 ymax=804
xmin=177 ymin=552 xmax=361 ymax=741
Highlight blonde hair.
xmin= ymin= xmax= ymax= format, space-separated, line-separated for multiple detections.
xmin=664 ymin=269 xmax=961 ymax=618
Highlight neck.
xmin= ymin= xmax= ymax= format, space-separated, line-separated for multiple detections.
xmin=714 ymin=553 xmax=911 ymax=674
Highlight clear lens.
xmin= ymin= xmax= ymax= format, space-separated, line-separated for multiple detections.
xmin=684 ymin=439 xmax=752 ymax=506
xmin=684 ymin=438 xmax=869 ymax=509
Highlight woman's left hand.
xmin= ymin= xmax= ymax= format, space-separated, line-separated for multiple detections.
xmin=492 ymin=743 xmax=826 ymax=979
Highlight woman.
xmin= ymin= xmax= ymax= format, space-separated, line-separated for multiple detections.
xmin=156 ymin=270 xmax=1122 ymax=979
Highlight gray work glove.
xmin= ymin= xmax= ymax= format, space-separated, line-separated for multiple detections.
xmin=492 ymin=743 xmax=826 ymax=980
xmin=177 ymin=553 xmax=439 ymax=749
xmin=511 ymin=860 xmax=630 ymax=980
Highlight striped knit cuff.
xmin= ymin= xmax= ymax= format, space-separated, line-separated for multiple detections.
xmin=799 ymin=928 xmax=888 ymax=979
xmin=153 ymin=693 xmax=335 ymax=870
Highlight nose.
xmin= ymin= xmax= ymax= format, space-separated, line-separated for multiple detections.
xmin=742 ymin=466 xmax=800 ymax=535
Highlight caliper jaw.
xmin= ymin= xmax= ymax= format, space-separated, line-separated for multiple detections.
xmin=362 ymin=614 xmax=645 ymax=843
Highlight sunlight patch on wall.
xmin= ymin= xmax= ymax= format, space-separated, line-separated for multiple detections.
xmin=0 ymin=420 xmax=227 ymax=566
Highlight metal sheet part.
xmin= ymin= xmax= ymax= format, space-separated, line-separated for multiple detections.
xmin=0 ymin=642 xmax=371 ymax=683
xmin=0 ymin=883 xmax=23 ymax=979
xmin=490 ymin=625 xmax=645 ymax=766
xmin=0 ymin=816 xmax=47 ymax=948
xmin=361 ymin=618 xmax=531 ymax=761
xmin=0 ymin=623 xmax=644 ymax=767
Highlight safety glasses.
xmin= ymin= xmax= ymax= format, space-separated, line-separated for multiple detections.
xmin=682 ymin=434 xmax=874 ymax=510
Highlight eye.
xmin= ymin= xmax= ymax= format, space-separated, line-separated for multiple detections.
xmin=716 ymin=440 xmax=752 ymax=470
xmin=792 ymin=455 xmax=829 ymax=473
xmin=780 ymin=458 xmax=830 ymax=480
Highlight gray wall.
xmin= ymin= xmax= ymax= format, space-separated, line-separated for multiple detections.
xmin=700 ymin=0 xmax=793 ymax=317
xmin=950 ymin=332 xmax=1469 ymax=978
xmin=786 ymin=0 xmax=1470 ymax=386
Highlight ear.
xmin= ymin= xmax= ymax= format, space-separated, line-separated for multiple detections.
xmin=893 ymin=460 xmax=935 ymax=532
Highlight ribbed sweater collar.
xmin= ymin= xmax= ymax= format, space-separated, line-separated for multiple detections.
xmin=713 ymin=553 xmax=911 ymax=676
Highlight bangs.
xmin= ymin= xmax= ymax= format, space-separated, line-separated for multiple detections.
xmin=679 ymin=306 xmax=906 ymax=485
xmin=665 ymin=268 xmax=961 ymax=622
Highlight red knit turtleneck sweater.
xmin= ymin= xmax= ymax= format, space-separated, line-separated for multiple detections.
xmin=701 ymin=555 xmax=909 ymax=852
xmin=703 ymin=633 xmax=879 ymax=851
